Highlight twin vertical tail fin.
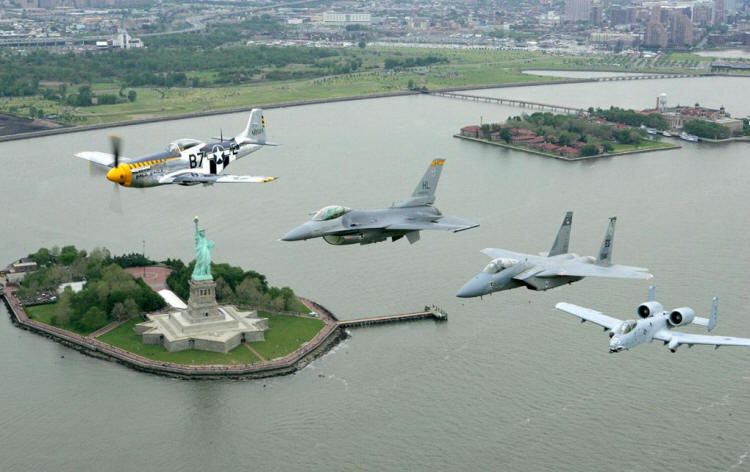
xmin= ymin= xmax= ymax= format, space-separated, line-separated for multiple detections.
xmin=708 ymin=297 xmax=718 ymax=332
xmin=548 ymin=211 xmax=573 ymax=256
xmin=596 ymin=217 xmax=616 ymax=266
xmin=394 ymin=158 xmax=445 ymax=207
xmin=647 ymin=285 xmax=656 ymax=302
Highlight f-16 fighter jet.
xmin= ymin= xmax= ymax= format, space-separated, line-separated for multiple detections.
xmin=75 ymin=109 xmax=278 ymax=187
xmin=456 ymin=211 xmax=651 ymax=298
xmin=556 ymin=286 xmax=750 ymax=352
xmin=281 ymin=159 xmax=479 ymax=245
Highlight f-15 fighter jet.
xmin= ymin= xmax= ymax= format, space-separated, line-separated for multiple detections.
xmin=456 ymin=211 xmax=651 ymax=298
xmin=75 ymin=108 xmax=278 ymax=187
xmin=556 ymin=287 xmax=750 ymax=352
xmin=281 ymin=159 xmax=479 ymax=245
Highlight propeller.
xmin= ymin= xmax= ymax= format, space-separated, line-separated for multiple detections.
xmin=109 ymin=134 xmax=123 ymax=214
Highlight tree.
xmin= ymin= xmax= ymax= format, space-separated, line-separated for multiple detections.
xmin=58 ymin=245 xmax=79 ymax=265
xmin=123 ymin=298 xmax=139 ymax=319
xmin=111 ymin=302 xmax=128 ymax=321
xmin=78 ymin=306 xmax=107 ymax=331
xmin=54 ymin=288 xmax=74 ymax=325
xmin=499 ymin=127 xmax=512 ymax=143
xmin=28 ymin=247 xmax=51 ymax=267
xmin=128 ymin=90 xmax=137 ymax=102
xmin=358 ymin=40 xmax=366 ymax=49
xmin=580 ymin=144 xmax=599 ymax=156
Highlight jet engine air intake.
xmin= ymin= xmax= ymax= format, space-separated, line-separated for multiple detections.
xmin=323 ymin=232 xmax=387 ymax=245
xmin=637 ymin=301 xmax=663 ymax=318
xmin=668 ymin=307 xmax=695 ymax=327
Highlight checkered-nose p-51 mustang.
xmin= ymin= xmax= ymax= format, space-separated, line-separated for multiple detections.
xmin=74 ymin=109 xmax=278 ymax=187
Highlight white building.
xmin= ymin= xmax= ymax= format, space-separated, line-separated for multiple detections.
xmin=322 ymin=12 xmax=371 ymax=25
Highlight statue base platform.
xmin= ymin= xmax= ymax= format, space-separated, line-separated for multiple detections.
xmin=135 ymin=305 xmax=268 ymax=354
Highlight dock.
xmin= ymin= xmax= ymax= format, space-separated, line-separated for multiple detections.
xmin=430 ymin=90 xmax=586 ymax=114
xmin=338 ymin=305 xmax=447 ymax=328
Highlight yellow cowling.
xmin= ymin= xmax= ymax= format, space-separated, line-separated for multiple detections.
xmin=106 ymin=164 xmax=132 ymax=187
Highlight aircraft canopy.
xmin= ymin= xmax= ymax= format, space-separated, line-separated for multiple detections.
xmin=168 ymin=138 xmax=202 ymax=152
xmin=616 ymin=320 xmax=637 ymax=335
xmin=312 ymin=205 xmax=351 ymax=221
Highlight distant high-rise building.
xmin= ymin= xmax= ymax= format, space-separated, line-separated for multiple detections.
xmin=692 ymin=2 xmax=714 ymax=26
xmin=714 ymin=0 xmax=726 ymax=25
xmin=590 ymin=3 xmax=604 ymax=25
xmin=565 ymin=0 xmax=592 ymax=22
xmin=645 ymin=21 xmax=668 ymax=48
xmin=670 ymin=12 xmax=694 ymax=46
xmin=609 ymin=6 xmax=629 ymax=25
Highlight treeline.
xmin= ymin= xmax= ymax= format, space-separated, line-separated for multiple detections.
xmin=19 ymin=246 xmax=165 ymax=332
xmin=0 ymin=45 xmax=343 ymax=95
xmin=384 ymin=55 xmax=447 ymax=69
xmin=505 ymin=112 xmax=645 ymax=146
xmin=591 ymin=106 xmax=668 ymax=130
xmin=683 ymin=120 xmax=731 ymax=139
xmin=165 ymin=260 xmax=298 ymax=312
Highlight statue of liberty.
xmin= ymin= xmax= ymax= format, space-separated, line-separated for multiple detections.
xmin=192 ymin=217 xmax=214 ymax=281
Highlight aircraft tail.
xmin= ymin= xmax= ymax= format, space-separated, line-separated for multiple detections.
xmin=393 ymin=159 xmax=445 ymax=207
xmin=596 ymin=216 xmax=616 ymax=266
xmin=647 ymin=285 xmax=656 ymax=302
xmin=709 ymin=297 xmax=718 ymax=331
xmin=548 ymin=211 xmax=573 ymax=256
xmin=236 ymin=109 xmax=278 ymax=145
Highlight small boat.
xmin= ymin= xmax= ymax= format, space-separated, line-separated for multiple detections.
xmin=661 ymin=130 xmax=672 ymax=137
xmin=679 ymin=131 xmax=699 ymax=142
xmin=646 ymin=127 xmax=657 ymax=135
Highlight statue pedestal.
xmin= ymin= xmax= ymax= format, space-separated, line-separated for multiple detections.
xmin=134 ymin=277 xmax=268 ymax=354
xmin=185 ymin=279 xmax=223 ymax=323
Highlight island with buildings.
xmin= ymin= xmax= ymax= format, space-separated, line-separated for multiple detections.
xmin=457 ymin=94 xmax=748 ymax=160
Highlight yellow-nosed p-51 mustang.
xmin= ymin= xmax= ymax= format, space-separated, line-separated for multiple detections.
xmin=75 ymin=109 xmax=278 ymax=187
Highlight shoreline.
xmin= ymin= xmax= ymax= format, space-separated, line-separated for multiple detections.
xmin=453 ymin=134 xmax=682 ymax=161
xmin=0 ymin=78 xmax=612 ymax=143
xmin=1 ymin=286 xmax=347 ymax=380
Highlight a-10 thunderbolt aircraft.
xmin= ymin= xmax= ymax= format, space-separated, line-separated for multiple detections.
xmin=74 ymin=109 xmax=278 ymax=187
xmin=456 ymin=211 xmax=651 ymax=298
xmin=281 ymin=159 xmax=479 ymax=245
xmin=556 ymin=286 xmax=750 ymax=352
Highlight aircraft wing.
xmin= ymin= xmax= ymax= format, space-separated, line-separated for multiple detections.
xmin=534 ymin=262 xmax=652 ymax=280
xmin=160 ymin=172 xmax=277 ymax=184
xmin=653 ymin=330 xmax=750 ymax=349
xmin=386 ymin=216 xmax=479 ymax=233
xmin=555 ymin=302 xmax=624 ymax=330
xmin=74 ymin=151 xmax=118 ymax=168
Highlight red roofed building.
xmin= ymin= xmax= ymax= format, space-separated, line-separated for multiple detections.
xmin=460 ymin=125 xmax=481 ymax=137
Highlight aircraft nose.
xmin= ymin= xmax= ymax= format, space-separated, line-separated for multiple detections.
xmin=456 ymin=274 xmax=489 ymax=298
xmin=609 ymin=336 xmax=623 ymax=353
xmin=281 ymin=224 xmax=312 ymax=242
xmin=106 ymin=167 xmax=127 ymax=185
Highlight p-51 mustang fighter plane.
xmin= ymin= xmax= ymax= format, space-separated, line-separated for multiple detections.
xmin=456 ymin=211 xmax=651 ymax=298
xmin=281 ymin=159 xmax=479 ymax=245
xmin=74 ymin=108 xmax=278 ymax=187
xmin=556 ymin=286 xmax=750 ymax=352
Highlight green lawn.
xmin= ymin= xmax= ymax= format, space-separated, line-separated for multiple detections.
xmin=97 ymin=312 xmax=325 ymax=365
xmin=25 ymin=303 xmax=96 ymax=336
xmin=249 ymin=313 xmax=325 ymax=361
xmin=609 ymin=140 xmax=678 ymax=153
xmin=97 ymin=317 xmax=261 ymax=365
xmin=288 ymin=298 xmax=312 ymax=314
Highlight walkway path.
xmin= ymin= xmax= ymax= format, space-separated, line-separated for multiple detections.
xmin=244 ymin=343 xmax=267 ymax=362
xmin=88 ymin=318 xmax=129 ymax=339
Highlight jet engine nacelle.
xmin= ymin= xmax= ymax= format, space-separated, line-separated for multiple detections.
xmin=323 ymin=232 xmax=387 ymax=245
xmin=668 ymin=307 xmax=695 ymax=327
xmin=637 ymin=301 xmax=663 ymax=318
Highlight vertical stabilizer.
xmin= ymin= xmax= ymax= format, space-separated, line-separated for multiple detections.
xmin=648 ymin=285 xmax=656 ymax=302
xmin=236 ymin=108 xmax=266 ymax=144
xmin=548 ymin=211 xmax=573 ymax=256
xmin=708 ymin=297 xmax=718 ymax=332
xmin=412 ymin=158 xmax=445 ymax=203
xmin=597 ymin=216 xmax=616 ymax=265
xmin=394 ymin=159 xmax=445 ymax=207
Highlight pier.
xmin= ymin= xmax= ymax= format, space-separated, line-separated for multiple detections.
xmin=338 ymin=306 xmax=447 ymax=328
xmin=430 ymin=90 xmax=586 ymax=114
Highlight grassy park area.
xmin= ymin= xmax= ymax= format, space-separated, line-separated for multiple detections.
xmin=0 ymin=47 xmax=719 ymax=128
xmin=25 ymin=303 xmax=96 ymax=336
